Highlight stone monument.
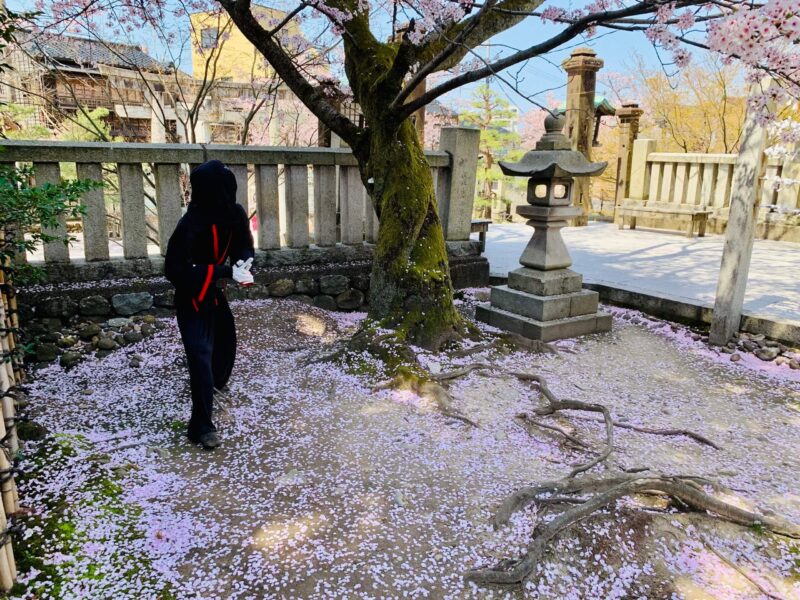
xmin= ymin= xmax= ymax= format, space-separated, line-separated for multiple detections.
xmin=476 ymin=112 xmax=612 ymax=341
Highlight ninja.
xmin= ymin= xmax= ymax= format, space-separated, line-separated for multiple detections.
xmin=165 ymin=160 xmax=255 ymax=449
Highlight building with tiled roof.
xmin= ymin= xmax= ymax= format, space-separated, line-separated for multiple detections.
xmin=21 ymin=35 xmax=170 ymax=74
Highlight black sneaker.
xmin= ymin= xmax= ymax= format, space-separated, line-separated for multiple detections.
xmin=188 ymin=431 xmax=221 ymax=450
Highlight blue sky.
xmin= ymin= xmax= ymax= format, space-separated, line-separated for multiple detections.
xmin=451 ymin=20 xmax=665 ymax=109
xmin=10 ymin=0 xmax=705 ymax=112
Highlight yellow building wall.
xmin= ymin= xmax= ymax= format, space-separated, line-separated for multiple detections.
xmin=190 ymin=6 xmax=296 ymax=82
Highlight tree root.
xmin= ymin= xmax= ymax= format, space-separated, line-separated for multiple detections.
xmin=449 ymin=332 xmax=556 ymax=359
xmin=373 ymin=373 xmax=478 ymax=427
xmin=572 ymin=414 xmax=722 ymax=449
xmin=516 ymin=413 xmax=592 ymax=451
xmin=435 ymin=364 xmax=797 ymax=589
xmin=431 ymin=363 xmax=719 ymax=451
xmin=466 ymin=474 xmax=800 ymax=586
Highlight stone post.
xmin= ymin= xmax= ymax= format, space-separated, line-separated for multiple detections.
xmin=562 ymin=47 xmax=604 ymax=226
xmin=709 ymin=83 xmax=772 ymax=346
xmin=438 ymin=126 xmax=480 ymax=240
xmin=626 ymin=138 xmax=659 ymax=204
xmin=776 ymin=143 xmax=800 ymax=210
xmin=613 ymin=103 xmax=643 ymax=214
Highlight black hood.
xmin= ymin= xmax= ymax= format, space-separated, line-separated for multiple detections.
xmin=188 ymin=160 xmax=237 ymax=217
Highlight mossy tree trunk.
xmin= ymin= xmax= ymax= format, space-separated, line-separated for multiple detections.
xmin=361 ymin=118 xmax=464 ymax=349
xmin=342 ymin=30 xmax=465 ymax=350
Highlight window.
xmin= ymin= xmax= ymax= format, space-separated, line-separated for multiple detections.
xmin=200 ymin=27 xmax=219 ymax=50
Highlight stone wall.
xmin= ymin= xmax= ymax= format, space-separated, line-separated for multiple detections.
xmin=19 ymin=241 xmax=489 ymax=365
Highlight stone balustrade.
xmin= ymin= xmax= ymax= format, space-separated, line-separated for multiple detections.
xmin=2 ymin=128 xmax=489 ymax=320
xmin=623 ymin=138 xmax=800 ymax=240
xmin=1 ymin=126 xmax=481 ymax=270
xmin=627 ymin=139 xmax=799 ymax=213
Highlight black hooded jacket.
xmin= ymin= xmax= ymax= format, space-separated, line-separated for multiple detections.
xmin=165 ymin=160 xmax=255 ymax=311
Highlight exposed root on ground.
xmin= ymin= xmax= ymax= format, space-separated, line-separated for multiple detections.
xmin=373 ymin=372 xmax=479 ymax=427
xmin=516 ymin=414 xmax=591 ymax=451
xmin=465 ymin=473 xmax=800 ymax=586
xmin=419 ymin=363 xmax=798 ymax=589
xmin=448 ymin=332 xmax=557 ymax=359
xmin=334 ymin=326 xmax=551 ymax=427
xmin=571 ymin=414 xmax=722 ymax=449
xmin=432 ymin=363 xmax=719 ymax=451
xmin=308 ymin=321 xmax=794 ymax=590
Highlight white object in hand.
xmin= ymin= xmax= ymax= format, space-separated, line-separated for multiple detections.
xmin=233 ymin=258 xmax=254 ymax=286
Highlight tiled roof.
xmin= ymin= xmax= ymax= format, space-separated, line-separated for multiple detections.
xmin=22 ymin=34 xmax=169 ymax=73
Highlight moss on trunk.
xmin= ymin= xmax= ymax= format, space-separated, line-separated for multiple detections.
xmin=336 ymin=28 xmax=467 ymax=350
xmin=360 ymin=118 xmax=466 ymax=350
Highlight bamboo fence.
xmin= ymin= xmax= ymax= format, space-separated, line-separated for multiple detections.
xmin=0 ymin=236 xmax=20 ymax=591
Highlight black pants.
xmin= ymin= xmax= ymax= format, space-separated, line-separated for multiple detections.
xmin=176 ymin=292 xmax=236 ymax=438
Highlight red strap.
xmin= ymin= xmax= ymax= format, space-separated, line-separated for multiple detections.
xmin=197 ymin=264 xmax=214 ymax=303
xmin=212 ymin=224 xmax=219 ymax=261
xmin=194 ymin=225 xmax=227 ymax=311
xmin=216 ymin=234 xmax=231 ymax=265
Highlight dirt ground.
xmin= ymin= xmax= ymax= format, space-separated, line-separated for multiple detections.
xmin=17 ymin=296 xmax=800 ymax=599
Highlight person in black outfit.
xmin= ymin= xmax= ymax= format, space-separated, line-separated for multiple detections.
xmin=165 ymin=160 xmax=254 ymax=449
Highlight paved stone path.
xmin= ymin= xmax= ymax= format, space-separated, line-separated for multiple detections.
xmin=17 ymin=299 xmax=800 ymax=599
xmin=481 ymin=222 xmax=800 ymax=325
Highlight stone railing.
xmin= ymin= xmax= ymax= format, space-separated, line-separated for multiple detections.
xmin=621 ymin=138 xmax=800 ymax=240
xmin=0 ymin=126 xmax=481 ymax=267
xmin=626 ymin=138 xmax=800 ymax=215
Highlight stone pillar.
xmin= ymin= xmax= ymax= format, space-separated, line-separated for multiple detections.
xmin=776 ymin=143 xmax=800 ymax=209
xmin=627 ymin=138 xmax=658 ymax=202
xmin=613 ymin=103 xmax=643 ymax=212
xmin=562 ymin=47 xmax=604 ymax=226
xmin=438 ymin=126 xmax=480 ymax=240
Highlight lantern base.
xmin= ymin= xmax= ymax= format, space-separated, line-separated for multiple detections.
xmin=489 ymin=285 xmax=599 ymax=321
xmin=508 ymin=267 xmax=583 ymax=296
xmin=476 ymin=304 xmax=612 ymax=343
xmin=476 ymin=267 xmax=612 ymax=342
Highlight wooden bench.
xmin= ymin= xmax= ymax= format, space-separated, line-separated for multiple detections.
xmin=617 ymin=203 xmax=712 ymax=237
xmin=471 ymin=219 xmax=491 ymax=252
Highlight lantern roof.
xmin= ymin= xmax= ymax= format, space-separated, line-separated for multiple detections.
xmin=499 ymin=112 xmax=607 ymax=178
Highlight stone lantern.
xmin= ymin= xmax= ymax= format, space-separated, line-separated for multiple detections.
xmin=476 ymin=112 xmax=612 ymax=341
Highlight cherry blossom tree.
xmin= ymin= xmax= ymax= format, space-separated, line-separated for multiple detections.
xmin=33 ymin=0 xmax=800 ymax=349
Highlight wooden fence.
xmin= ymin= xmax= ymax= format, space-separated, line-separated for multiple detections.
xmin=0 ymin=250 xmax=20 ymax=591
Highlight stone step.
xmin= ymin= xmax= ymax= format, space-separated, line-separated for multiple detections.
xmin=476 ymin=304 xmax=612 ymax=342
xmin=490 ymin=285 xmax=599 ymax=321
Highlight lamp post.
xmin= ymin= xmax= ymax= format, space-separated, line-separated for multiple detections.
xmin=476 ymin=112 xmax=612 ymax=341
